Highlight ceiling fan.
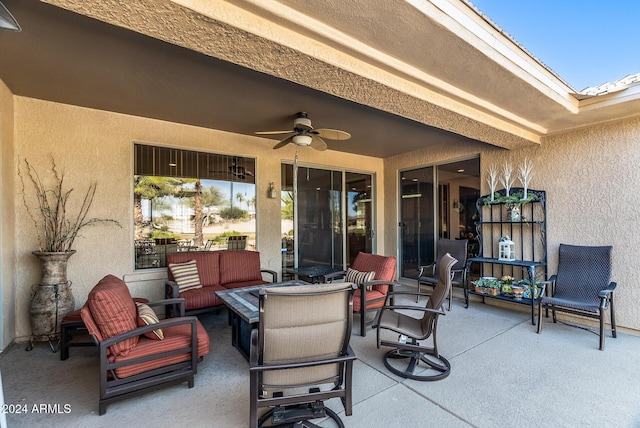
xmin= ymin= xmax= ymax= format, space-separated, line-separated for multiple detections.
xmin=256 ymin=112 xmax=351 ymax=151
xmin=209 ymin=158 xmax=254 ymax=180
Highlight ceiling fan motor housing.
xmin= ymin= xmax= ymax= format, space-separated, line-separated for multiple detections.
xmin=293 ymin=115 xmax=312 ymax=131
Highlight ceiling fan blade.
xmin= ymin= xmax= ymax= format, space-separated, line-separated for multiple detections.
xmin=256 ymin=130 xmax=293 ymax=135
xmin=273 ymin=135 xmax=294 ymax=150
xmin=310 ymin=135 xmax=328 ymax=151
xmin=314 ymin=128 xmax=351 ymax=140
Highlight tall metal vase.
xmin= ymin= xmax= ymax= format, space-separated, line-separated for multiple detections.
xmin=29 ymin=251 xmax=76 ymax=346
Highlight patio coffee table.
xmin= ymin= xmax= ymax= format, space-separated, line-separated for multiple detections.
xmin=285 ymin=265 xmax=341 ymax=283
xmin=216 ymin=280 xmax=309 ymax=360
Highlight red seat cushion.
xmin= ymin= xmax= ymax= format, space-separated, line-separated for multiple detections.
xmin=86 ymin=275 xmax=139 ymax=357
xmin=112 ymin=320 xmax=210 ymax=378
xmin=180 ymin=285 xmax=227 ymax=310
xmin=222 ymin=279 xmax=269 ymax=290
xmin=353 ymin=289 xmax=386 ymax=312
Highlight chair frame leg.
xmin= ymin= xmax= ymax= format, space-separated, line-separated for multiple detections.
xmin=538 ymin=301 xmax=618 ymax=351
xmin=382 ymin=348 xmax=451 ymax=381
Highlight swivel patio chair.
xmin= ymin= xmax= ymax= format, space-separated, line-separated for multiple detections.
xmin=417 ymin=238 xmax=468 ymax=309
xmin=323 ymin=252 xmax=397 ymax=337
xmin=374 ymin=253 xmax=457 ymax=381
xmin=250 ymin=282 xmax=357 ymax=428
xmin=537 ymin=244 xmax=616 ymax=350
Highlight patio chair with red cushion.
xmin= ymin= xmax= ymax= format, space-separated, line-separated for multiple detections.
xmin=324 ymin=252 xmax=397 ymax=336
xmin=80 ymin=275 xmax=210 ymax=415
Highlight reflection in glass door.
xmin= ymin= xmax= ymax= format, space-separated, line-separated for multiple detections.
xmin=346 ymin=172 xmax=373 ymax=266
xmin=399 ymin=158 xmax=480 ymax=280
xmin=399 ymin=167 xmax=435 ymax=279
xmin=296 ymin=167 xmax=343 ymax=269
xmin=281 ymin=164 xmax=374 ymax=273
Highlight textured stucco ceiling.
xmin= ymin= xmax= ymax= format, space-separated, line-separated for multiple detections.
xmin=2 ymin=0 xmax=639 ymax=158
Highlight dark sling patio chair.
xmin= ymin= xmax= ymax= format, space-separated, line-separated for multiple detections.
xmin=417 ymin=238 xmax=468 ymax=309
xmin=374 ymin=253 xmax=457 ymax=381
xmin=250 ymin=282 xmax=357 ymax=428
xmin=536 ymin=244 xmax=617 ymax=350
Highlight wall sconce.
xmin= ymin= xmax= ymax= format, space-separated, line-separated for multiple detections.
xmin=267 ymin=182 xmax=277 ymax=199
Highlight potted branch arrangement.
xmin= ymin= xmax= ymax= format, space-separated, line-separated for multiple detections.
xmin=483 ymin=158 xmax=537 ymax=221
xmin=19 ymin=157 xmax=120 ymax=349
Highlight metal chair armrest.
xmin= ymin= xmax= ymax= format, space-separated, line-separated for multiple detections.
xmin=260 ymin=269 xmax=278 ymax=283
xmin=361 ymin=279 xmax=398 ymax=288
xmin=417 ymin=263 xmax=435 ymax=277
xmin=385 ymin=290 xmax=432 ymax=299
xmin=598 ymin=281 xmax=617 ymax=297
xmin=542 ymin=275 xmax=557 ymax=296
xmin=147 ymin=298 xmax=186 ymax=317
xmin=378 ymin=304 xmax=445 ymax=316
xmin=165 ymin=280 xmax=179 ymax=299
xmin=250 ymin=346 xmax=357 ymax=373
xmin=249 ymin=328 xmax=259 ymax=366
xmin=323 ymin=270 xmax=347 ymax=283
xmin=100 ymin=316 xmax=197 ymax=349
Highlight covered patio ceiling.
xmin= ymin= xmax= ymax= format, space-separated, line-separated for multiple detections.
xmin=2 ymin=0 xmax=639 ymax=158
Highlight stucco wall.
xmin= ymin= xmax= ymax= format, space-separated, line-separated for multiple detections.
xmin=385 ymin=118 xmax=640 ymax=331
xmin=10 ymin=97 xmax=383 ymax=341
xmin=8 ymin=94 xmax=639 ymax=342
xmin=1 ymin=79 xmax=17 ymax=351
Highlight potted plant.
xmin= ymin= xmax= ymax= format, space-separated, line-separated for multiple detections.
xmin=19 ymin=157 xmax=120 ymax=348
xmin=472 ymin=277 xmax=501 ymax=296
xmin=519 ymin=278 xmax=542 ymax=299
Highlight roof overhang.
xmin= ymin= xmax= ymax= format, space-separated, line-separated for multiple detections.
xmin=1 ymin=0 xmax=638 ymax=156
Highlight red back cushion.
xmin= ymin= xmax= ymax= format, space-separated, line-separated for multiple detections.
xmin=80 ymin=305 xmax=103 ymax=343
xmin=219 ymin=251 xmax=263 ymax=285
xmin=352 ymin=252 xmax=396 ymax=281
xmin=87 ymin=274 xmax=138 ymax=357
xmin=167 ymin=252 xmax=221 ymax=287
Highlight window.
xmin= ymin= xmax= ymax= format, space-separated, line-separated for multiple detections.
xmin=133 ymin=143 xmax=256 ymax=269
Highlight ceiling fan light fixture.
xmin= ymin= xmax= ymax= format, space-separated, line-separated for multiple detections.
xmin=292 ymin=134 xmax=312 ymax=146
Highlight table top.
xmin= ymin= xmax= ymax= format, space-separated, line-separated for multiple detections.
xmin=285 ymin=265 xmax=341 ymax=278
xmin=215 ymin=280 xmax=309 ymax=324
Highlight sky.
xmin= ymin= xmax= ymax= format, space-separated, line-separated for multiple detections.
xmin=468 ymin=0 xmax=640 ymax=91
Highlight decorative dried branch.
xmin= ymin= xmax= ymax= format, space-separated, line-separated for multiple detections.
xmin=500 ymin=163 xmax=515 ymax=196
xmin=517 ymin=157 xmax=534 ymax=199
xmin=18 ymin=156 xmax=121 ymax=252
xmin=485 ymin=165 xmax=499 ymax=201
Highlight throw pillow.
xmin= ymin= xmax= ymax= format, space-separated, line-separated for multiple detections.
xmin=168 ymin=259 xmax=202 ymax=292
xmin=345 ymin=268 xmax=376 ymax=291
xmin=136 ymin=302 xmax=164 ymax=340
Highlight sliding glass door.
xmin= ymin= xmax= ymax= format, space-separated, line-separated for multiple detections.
xmin=346 ymin=172 xmax=373 ymax=266
xmin=281 ymin=164 xmax=374 ymax=272
xmin=399 ymin=167 xmax=435 ymax=279
xmin=399 ymin=158 xmax=480 ymax=280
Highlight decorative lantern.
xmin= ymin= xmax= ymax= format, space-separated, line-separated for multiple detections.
xmin=498 ymin=236 xmax=516 ymax=261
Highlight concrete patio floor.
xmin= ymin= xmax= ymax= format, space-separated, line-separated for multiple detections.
xmin=2 ymin=285 xmax=639 ymax=427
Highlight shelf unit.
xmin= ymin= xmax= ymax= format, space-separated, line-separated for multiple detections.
xmin=464 ymin=187 xmax=547 ymax=324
